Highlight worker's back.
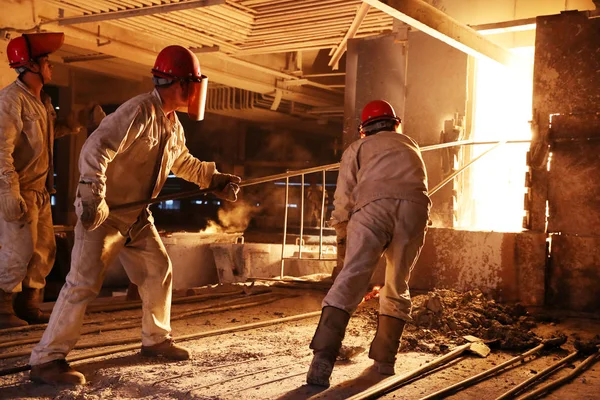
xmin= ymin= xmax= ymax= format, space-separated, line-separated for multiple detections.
xmin=332 ymin=130 xmax=430 ymax=224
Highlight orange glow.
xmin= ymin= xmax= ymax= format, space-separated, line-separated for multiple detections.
xmin=457 ymin=48 xmax=534 ymax=232
xmin=200 ymin=220 xmax=222 ymax=234
xmin=361 ymin=285 xmax=381 ymax=304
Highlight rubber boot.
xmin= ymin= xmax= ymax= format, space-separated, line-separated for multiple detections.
xmin=30 ymin=359 xmax=86 ymax=385
xmin=14 ymin=287 xmax=50 ymax=324
xmin=141 ymin=338 xmax=191 ymax=360
xmin=0 ymin=289 xmax=28 ymax=328
xmin=368 ymin=315 xmax=406 ymax=375
xmin=307 ymin=306 xmax=351 ymax=387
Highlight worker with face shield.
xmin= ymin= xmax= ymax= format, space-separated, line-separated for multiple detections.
xmin=29 ymin=45 xmax=241 ymax=385
xmin=0 ymin=32 xmax=83 ymax=329
xmin=307 ymin=100 xmax=431 ymax=387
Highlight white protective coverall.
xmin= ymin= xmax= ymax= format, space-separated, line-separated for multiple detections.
xmin=30 ymin=89 xmax=216 ymax=365
xmin=324 ymin=130 xmax=431 ymax=322
xmin=0 ymin=79 xmax=76 ymax=293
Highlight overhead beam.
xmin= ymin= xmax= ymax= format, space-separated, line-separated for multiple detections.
xmin=62 ymin=53 xmax=115 ymax=63
xmin=47 ymin=0 xmax=225 ymax=26
xmin=361 ymin=0 xmax=515 ymax=65
xmin=471 ymin=17 xmax=537 ymax=35
xmin=48 ymin=23 xmax=341 ymax=107
xmin=329 ymin=3 xmax=370 ymax=70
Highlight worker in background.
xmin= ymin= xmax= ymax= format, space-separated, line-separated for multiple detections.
xmin=0 ymin=32 xmax=83 ymax=329
xmin=29 ymin=45 xmax=241 ymax=385
xmin=307 ymin=100 xmax=431 ymax=387
xmin=306 ymin=176 xmax=328 ymax=228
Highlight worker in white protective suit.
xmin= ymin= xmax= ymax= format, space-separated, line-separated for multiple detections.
xmin=307 ymin=100 xmax=431 ymax=387
xmin=29 ymin=45 xmax=241 ymax=386
xmin=0 ymin=32 xmax=82 ymax=329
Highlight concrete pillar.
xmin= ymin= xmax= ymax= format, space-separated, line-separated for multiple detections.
xmin=343 ymin=33 xmax=408 ymax=149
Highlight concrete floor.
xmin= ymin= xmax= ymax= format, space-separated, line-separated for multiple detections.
xmin=0 ymin=286 xmax=598 ymax=400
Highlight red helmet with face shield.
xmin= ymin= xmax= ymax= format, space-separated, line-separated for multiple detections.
xmin=152 ymin=45 xmax=208 ymax=121
xmin=7 ymin=32 xmax=64 ymax=68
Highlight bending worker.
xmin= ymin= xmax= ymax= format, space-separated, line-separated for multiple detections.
xmin=0 ymin=32 xmax=82 ymax=328
xmin=29 ymin=45 xmax=241 ymax=386
xmin=307 ymin=100 xmax=431 ymax=386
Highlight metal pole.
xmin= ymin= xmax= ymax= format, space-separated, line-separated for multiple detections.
xmin=280 ymin=176 xmax=290 ymax=280
xmin=299 ymin=174 xmax=305 ymax=258
xmin=496 ymin=351 xmax=579 ymax=400
xmin=319 ymin=169 xmax=326 ymax=259
xmin=430 ymin=141 xmax=506 ymax=196
xmin=112 ymin=140 xmax=530 ymax=211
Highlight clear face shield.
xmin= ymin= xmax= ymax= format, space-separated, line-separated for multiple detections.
xmin=187 ymin=75 xmax=208 ymax=121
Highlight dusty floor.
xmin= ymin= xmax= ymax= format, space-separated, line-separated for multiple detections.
xmin=0 ymin=284 xmax=599 ymax=400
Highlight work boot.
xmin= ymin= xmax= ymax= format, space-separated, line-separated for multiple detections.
xmin=307 ymin=306 xmax=351 ymax=387
xmin=0 ymin=289 xmax=28 ymax=328
xmin=368 ymin=315 xmax=406 ymax=375
xmin=30 ymin=359 xmax=86 ymax=386
xmin=141 ymin=338 xmax=190 ymax=360
xmin=14 ymin=287 xmax=50 ymax=324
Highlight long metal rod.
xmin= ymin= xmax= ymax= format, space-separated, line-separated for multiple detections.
xmin=112 ymin=140 xmax=530 ymax=211
xmin=280 ymin=175 xmax=290 ymax=280
xmin=429 ymin=142 xmax=506 ymax=196
xmin=49 ymin=0 xmax=225 ymax=26
xmin=0 ymin=310 xmax=321 ymax=378
xmin=517 ymin=349 xmax=600 ymax=400
xmin=496 ymin=351 xmax=580 ymax=400
xmin=419 ymin=342 xmax=545 ymax=400
xmin=347 ymin=343 xmax=472 ymax=400
xmin=319 ymin=169 xmax=326 ymax=259
xmin=299 ymin=174 xmax=305 ymax=258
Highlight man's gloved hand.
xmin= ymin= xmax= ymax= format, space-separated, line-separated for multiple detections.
xmin=332 ymin=221 xmax=348 ymax=282
xmin=210 ymin=172 xmax=241 ymax=202
xmin=0 ymin=191 xmax=27 ymax=222
xmin=75 ymin=182 xmax=109 ymax=231
xmin=66 ymin=110 xmax=83 ymax=134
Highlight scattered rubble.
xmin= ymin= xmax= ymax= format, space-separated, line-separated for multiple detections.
xmin=356 ymin=289 xmax=542 ymax=354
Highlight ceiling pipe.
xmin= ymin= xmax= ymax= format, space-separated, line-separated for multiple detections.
xmin=329 ymin=3 xmax=371 ymax=70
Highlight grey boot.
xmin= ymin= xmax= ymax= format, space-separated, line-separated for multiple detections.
xmin=0 ymin=289 xmax=28 ymax=328
xmin=368 ymin=315 xmax=406 ymax=375
xmin=14 ymin=287 xmax=50 ymax=324
xmin=307 ymin=306 xmax=351 ymax=387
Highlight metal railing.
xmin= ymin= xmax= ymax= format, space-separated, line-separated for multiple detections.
xmin=275 ymin=139 xmax=530 ymax=279
xmin=115 ymin=138 xmax=531 ymax=280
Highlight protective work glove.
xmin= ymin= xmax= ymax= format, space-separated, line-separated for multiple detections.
xmin=0 ymin=191 xmax=27 ymax=222
xmin=210 ymin=172 xmax=241 ymax=202
xmin=332 ymin=221 xmax=348 ymax=282
xmin=75 ymin=182 xmax=109 ymax=231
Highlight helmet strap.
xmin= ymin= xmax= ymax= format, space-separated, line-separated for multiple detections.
xmin=362 ymin=119 xmax=398 ymax=136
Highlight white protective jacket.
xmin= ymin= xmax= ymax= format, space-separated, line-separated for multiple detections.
xmin=78 ymin=89 xmax=215 ymax=229
xmin=0 ymin=79 xmax=73 ymax=195
xmin=331 ymin=130 xmax=430 ymax=227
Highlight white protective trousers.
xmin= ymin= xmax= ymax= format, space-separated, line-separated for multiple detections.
xmin=29 ymin=217 xmax=172 ymax=365
xmin=0 ymin=189 xmax=55 ymax=292
xmin=323 ymin=198 xmax=428 ymax=322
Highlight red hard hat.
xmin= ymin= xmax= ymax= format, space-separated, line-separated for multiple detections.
xmin=360 ymin=100 xmax=399 ymax=127
xmin=7 ymin=32 xmax=64 ymax=68
xmin=152 ymin=45 xmax=203 ymax=81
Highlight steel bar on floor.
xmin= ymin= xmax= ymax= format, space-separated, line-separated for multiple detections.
xmin=496 ymin=351 xmax=580 ymax=400
xmin=0 ymin=310 xmax=322 ymax=377
xmin=517 ymin=349 xmax=600 ymax=400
